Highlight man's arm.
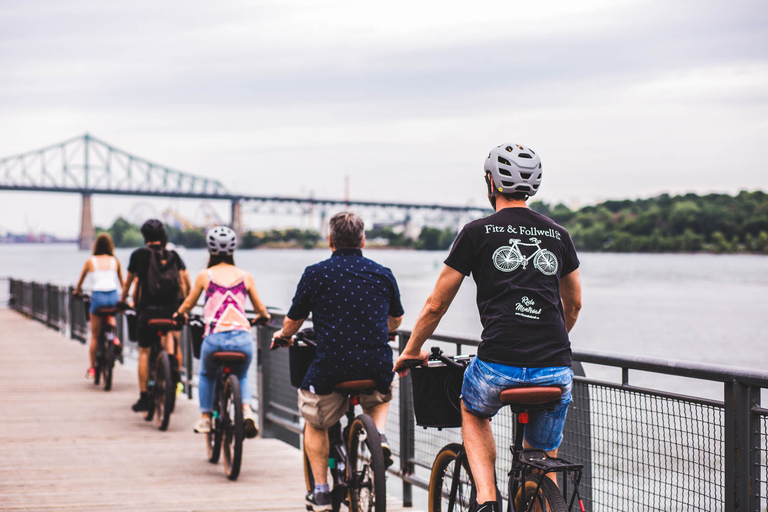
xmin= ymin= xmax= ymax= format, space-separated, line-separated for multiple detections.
xmin=271 ymin=316 xmax=306 ymax=349
xmin=120 ymin=271 xmax=136 ymax=303
xmin=179 ymin=269 xmax=191 ymax=297
xmin=388 ymin=315 xmax=403 ymax=333
xmin=392 ymin=265 xmax=465 ymax=372
xmin=560 ymin=269 xmax=582 ymax=332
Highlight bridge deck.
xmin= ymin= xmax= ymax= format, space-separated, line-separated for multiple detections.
xmin=0 ymin=310 xmax=414 ymax=512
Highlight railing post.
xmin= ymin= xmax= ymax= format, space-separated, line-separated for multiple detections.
xmin=724 ymin=379 xmax=760 ymax=512
xmin=68 ymin=286 xmax=77 ymax=340
xmin=398 ymin=332 xmax=415 ymax=507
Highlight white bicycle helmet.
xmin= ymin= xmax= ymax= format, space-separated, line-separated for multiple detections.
xmin=484 ymin=144 xmax=542 ymax=203
xmin=206 ymin=226 xmax=238 ymax=255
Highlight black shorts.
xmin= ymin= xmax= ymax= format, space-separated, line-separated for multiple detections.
xmin=137 ymin=304 xmax=178 ymax=349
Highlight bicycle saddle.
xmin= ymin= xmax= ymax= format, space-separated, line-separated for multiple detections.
xmin=211 ymin=351 xmax=248 ymax=364
xmin=335 ymin=379 xmax=377 ymax=393
xmin=500 ymin=386 xmax=562 ymax=405
xmin=94 ymin=307 xmax=119 ymax=316
xmin=147 ymin=318 xmax=179 ymax=329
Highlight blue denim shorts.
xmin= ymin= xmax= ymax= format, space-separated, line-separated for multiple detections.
xmin=90 ymin=290 xmax=119 ymax=314
xmin=461 ymin=357 xmax=573 ymax=451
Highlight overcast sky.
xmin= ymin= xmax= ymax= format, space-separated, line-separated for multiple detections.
xmin=1 ymin=0 xmax=766 ymax=237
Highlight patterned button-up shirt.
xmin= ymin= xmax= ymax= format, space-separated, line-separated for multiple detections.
xmin=287 ymin=248 xmax=404 ymax=395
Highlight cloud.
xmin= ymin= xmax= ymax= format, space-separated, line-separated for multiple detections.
xmin=0 ymin=0 xmax=767 ymax=235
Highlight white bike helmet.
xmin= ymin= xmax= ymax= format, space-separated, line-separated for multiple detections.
xmin=484 ymin=144 xmax=542 ymax=204
xmin=206 ymin=226 xmax=238 ymax=255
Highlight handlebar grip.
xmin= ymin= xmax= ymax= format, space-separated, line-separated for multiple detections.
xmin=398 ymin=358 xmax=425 ymax=370
xmin=251 ymin=316 xmax=269 ymax=326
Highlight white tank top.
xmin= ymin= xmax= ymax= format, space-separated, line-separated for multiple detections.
xmin=90 ymin=256 xmax=120 ymax=292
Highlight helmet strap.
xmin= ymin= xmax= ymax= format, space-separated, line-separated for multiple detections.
xmin=484 ymin=172 xmax=497 ymax=209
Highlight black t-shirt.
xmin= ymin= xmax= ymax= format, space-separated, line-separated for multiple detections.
xmin=127 ymin=246 xmax=186 ymax=308
xmin=444 ymin=207 xmax=579 ymax=368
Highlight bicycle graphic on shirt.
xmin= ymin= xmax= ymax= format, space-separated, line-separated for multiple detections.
xmin=492 ymin=237 xmax=559 ymax=275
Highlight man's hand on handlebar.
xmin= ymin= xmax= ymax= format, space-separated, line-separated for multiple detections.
xmin=270 ymin=329 xmax=294 ymax=350
xmin=393 ymin=349 xmax=430 ymax=376
xmin=172 ymin=311 xmax=188 ymax=325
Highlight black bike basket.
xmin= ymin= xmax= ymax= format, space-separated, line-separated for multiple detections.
xmin=289 ymin=343 xmax=317 ymax=388
xmin=124 ymin=309 xmax=138 ymax=341
xmin=410 ymin=362 xmax=466 ymax=429
xmin=188 ymin=317 xmax=205 ymax=359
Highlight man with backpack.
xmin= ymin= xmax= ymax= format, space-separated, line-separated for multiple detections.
xmin=120 ymin=219 xmax=191 ymax=413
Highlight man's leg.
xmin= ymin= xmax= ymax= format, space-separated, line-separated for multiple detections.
xmin=461 ymin=402 xmax=497 ymax=504
xmin=362 ymin=400 xmax=389 ymax=431
xmin=138 ymin=347 xmax=150 ymax=392
xmin=304 ymin=422 xmax=330 ymax=485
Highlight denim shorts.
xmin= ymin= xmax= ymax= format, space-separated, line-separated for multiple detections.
xmin=90 ymin=290 xmax=119 ymax=314
xmin=461 ymin=357 xmax=573 ymax=451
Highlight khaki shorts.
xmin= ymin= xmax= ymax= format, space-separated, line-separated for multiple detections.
xmin=299 ymin=386 xmax=394 ymax=429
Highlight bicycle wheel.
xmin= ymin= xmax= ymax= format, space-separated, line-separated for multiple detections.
xmin=94 ymin=338 xmax=102 ymax=386
xmin=514 ymin=476 xmax=567 ymax=512
xmin=492 ymin=246 xmax=522 ymax=272
xmin=102 ymin=332 xmax=114 ymax=391
xmin=154 ymin=351 xmax=174 ymax=431
xmin=207 ymin=382 xmax=223 ymax=464
xmin=429 ymin=443 xmax=474 ymax=512
xmin=533 ymin=250 xmax=558 ymax=276
xmin=347 ymin=414 xmax=386 ymax=512
xmin=222 ymin=375 xmax=243 ymax=480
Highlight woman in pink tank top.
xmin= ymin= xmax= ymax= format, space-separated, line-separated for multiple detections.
xmin=175 ymin=227 xmax=270 ymax=437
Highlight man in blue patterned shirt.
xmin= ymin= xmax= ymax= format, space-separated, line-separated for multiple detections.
xmin=272 ymin=211 xmax=404 ymax=512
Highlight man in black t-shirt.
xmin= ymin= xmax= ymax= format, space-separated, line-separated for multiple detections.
xmin=120 ymin=219 xmax=191 ymax=413
xmin=394 ymin=144 xmax=582 ymax=512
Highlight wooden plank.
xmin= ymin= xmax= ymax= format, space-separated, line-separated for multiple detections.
xmin=0 ymin=310 xmax=417 ymax=512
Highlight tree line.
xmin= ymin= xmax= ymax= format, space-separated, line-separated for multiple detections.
xmin=530 ymin=190 xmax=768 ymax=253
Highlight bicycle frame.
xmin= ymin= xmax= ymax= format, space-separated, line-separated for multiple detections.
xmin=508 ymin=238 xmax=545 ymax=269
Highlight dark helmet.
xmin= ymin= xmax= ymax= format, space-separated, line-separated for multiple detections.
xmin=140 ymin=219 xmax=166 ymax=243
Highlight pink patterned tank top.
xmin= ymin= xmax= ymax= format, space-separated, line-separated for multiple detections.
xmin=203 ymin=270 xmax=250 ymax=337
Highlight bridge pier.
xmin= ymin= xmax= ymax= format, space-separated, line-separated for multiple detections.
xmin=79 ymin=193 xmax=95 ymax=251
xmin=230 ymin=199 xmax=243 ymax=236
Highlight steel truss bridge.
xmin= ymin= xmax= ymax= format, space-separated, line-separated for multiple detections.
xmin=0 ymin=134 xmax=488 ymax=248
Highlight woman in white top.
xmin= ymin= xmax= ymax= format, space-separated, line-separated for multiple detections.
xmin=74 ymin=233 xmax=124 ymax=379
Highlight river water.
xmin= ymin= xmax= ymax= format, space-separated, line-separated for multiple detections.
xmin=2 ymin=243 xmax=767 ymax=385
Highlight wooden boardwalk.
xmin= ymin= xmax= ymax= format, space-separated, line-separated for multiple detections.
xmin=0 ymin=310 xmax=415 ymax=512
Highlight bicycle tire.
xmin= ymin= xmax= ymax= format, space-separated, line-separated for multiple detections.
xmin=222 ymin=375 xmax=243 ymax=480
xmin=514 ymin=476 xmax=567 ymax=512
xmin=102 ymin=332 xmax=114 ymax=391
xmin=429 ymin=443 xmax=474 ymax=512
xmin=94 ymin=340 xmax=101 ymax=386
xmin=154 ymin=351 xmax=173 ymax=431
xmin=347 ymin=414 xmax=386 ymax=512
xmin=207 ymin=381 xmax=223 ymax=464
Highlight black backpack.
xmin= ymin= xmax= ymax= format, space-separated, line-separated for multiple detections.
xmin=145 ymin=247 xmax=180 ymax=303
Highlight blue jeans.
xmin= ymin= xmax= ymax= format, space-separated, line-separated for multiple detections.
xmin=198 ymin=330 xmax=254 ymax=413
xmin=90 ymin=290 xmax=119 ymax=314
xmin=461 ymin=357 xmax=573 ymax=451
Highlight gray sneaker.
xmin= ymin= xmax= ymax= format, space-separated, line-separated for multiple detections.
xmin=305 ymin=490 xmax=332 ymax=512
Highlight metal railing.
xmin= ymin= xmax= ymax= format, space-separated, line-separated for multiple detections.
xmin=7 ymin=278 xmax=768 ymax=511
